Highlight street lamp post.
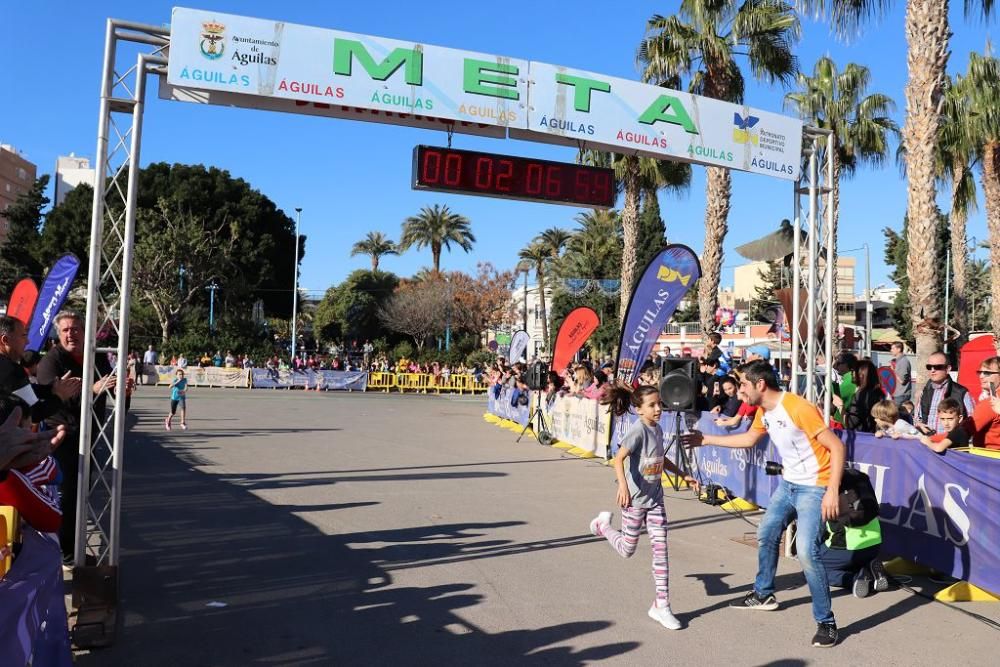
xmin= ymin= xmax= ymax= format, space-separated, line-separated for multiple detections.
xmin=522 ymin=270 xmax=529 ymax=333
xmin=291 ymin=207 xmax=302 ymax=362
xmin=206 ymin=281 xmax=219 ymax=333
xmin=863 ymin=243 xmax=871 ymax=360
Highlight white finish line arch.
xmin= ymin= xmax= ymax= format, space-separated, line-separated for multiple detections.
xmin=76 ymin=10 xmax=834 ymax=641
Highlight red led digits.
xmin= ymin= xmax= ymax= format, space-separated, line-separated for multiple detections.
xmin=413 ymin=146 xmax=615 ymax=208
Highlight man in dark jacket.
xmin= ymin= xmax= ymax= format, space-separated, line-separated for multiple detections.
xmin=0 ymin=315 xmax=81 ymax=422
xmin=914 ymin=351 xmax=974 ymax=434
xmin=36 ymin=312 xmax=116 ymax=564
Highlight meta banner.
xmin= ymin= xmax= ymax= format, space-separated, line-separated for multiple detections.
xmin=551 ymin=307 xmax=600 ymax=373
xmin=508 ymin=330 xmax=530 ymax=364
xmin=514 ymin=62 xmax=803 ymax=181
xmin=615 ymin=245 xmax=700 ymax=384
xmin=26 ymin=254 xmax=80 ymax=352
xmin=166 ymin=8 xmax=804 ymax=180
xmin=6 ymin=278 xmax=38 ymax=326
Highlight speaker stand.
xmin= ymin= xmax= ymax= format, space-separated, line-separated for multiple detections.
xmin=517 ymin=391 xmax=549 ymax=443
xmin=663 ymin=410 xmax=695 ymax=492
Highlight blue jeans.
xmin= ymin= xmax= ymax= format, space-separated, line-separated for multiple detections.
xmin=755 ymin=479 xmax=834 ymax=624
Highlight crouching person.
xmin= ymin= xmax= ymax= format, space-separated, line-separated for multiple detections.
xmin=817 ymin=467 xmax=890 ymax=598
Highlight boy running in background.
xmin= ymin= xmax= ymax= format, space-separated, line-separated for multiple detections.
xmin=166 ymin=369 xmax=188 ymax=431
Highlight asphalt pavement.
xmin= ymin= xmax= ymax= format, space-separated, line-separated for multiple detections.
xmin=75 ymin=386 xmax=1000 ymax=666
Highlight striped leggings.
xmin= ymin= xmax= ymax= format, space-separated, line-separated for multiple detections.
xmin=598 ymin=504 xmax=669 ymax=604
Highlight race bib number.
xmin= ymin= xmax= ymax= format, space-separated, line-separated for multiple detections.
xmin=641 ymin=458 xmax=663 ymax=480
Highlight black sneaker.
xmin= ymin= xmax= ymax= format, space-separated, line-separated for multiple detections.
xmin=812 ymin=622 xmax=838 ymax=648
xmin=870 ymin=559 xmax=890 ymax=592
xmin=729 ymin=590 xmax=779 ymax=611
xmin=852 ymin=566 xmax=872 ymax=598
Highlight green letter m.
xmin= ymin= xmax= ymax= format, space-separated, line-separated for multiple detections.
xmin=333 ymin=39 xmax=423 ymax=85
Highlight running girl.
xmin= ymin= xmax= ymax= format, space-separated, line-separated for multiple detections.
xmin=589 ymin=384 xmax=698 ymax=630
xmin=166 ymin=369 xmax=188 ymax=431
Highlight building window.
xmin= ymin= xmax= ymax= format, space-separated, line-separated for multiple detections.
xmin=16 ymin=168 xmax=27 ymax=181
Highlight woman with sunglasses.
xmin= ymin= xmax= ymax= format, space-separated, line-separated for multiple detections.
xmin=967 ymin=356 xmax=1000 ymax=450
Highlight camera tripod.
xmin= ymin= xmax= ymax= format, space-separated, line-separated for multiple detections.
xmin=517 ymin=390 xmax=551 ymax=444
xmin=663 ymin=410 xmax=697 ymax=492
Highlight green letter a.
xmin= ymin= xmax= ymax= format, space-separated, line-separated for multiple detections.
xmin=638 ymin=95 xmax=698 ymax=134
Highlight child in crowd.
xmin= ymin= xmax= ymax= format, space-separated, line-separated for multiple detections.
xmin=589 ymin=384 xmax=698 ymax=631
xmin=165 ymin=369 xmax=188 ymax=431
xmin=918 ymin=398 xmax=969 ymax=452
xmin=899 ymin=400 xmax=915 ymax=424
xmin=871 ymin=401 xmax=921 ymax=440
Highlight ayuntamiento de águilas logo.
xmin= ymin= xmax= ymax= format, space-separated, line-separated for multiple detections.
xmin=200 ymin=20 xmax=225 ymax=60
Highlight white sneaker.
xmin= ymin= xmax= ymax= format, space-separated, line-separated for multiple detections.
xmin=648 ymin=604 xmax=682 ymax=630
xmin=589 ymin=511 xmax=612 ymax=536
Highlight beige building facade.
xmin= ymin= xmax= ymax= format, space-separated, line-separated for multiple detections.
xmin=0 ymin=144 xmax=38 ymax=245
xmin=732 ymin=256 xmax=856 ymax=323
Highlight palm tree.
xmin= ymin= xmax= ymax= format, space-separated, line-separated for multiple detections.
xmin=518 ymin=241 xmax=552 ymax=350
xmin=350 ymin=231 xmax=398 ymax=272
xmin=797 ymin=0 xmax=996 ymax=388
xmin=399 ymin=204 xmax=475 ymax=273
xmin=935 ymin=74 xmax=978 ymax=345
xmin=563 ymin=209 xmax=623 ymax=279
xmin=785 ymin=57 xmax=899 ymax=298
xmin=538 ymin=227 xmax=572 ymax=261
xmin=966 ymin=52 xmax=1000 ymax=344
xmin=639 ymin=0 xmax=800 ymax=335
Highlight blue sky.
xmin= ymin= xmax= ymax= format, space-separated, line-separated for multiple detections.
xmin=1 ymin=2 xmax=994 ymax=298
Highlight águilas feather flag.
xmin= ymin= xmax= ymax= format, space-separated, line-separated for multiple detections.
xmin=551 ymin=307 xmax=600 ymax=373
xmin=508 ymin=330 xmax=530 ymax=364
xmin=6 ymin=278 xmax=39 ymax=326
xmin=615 ymin=245 xmax=701 ymax=384
xmin=26 ymin=254 xmax=81 ymax=352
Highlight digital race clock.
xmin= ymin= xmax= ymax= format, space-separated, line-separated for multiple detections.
xmin=412 ymin=145 xmax=616 ymax=209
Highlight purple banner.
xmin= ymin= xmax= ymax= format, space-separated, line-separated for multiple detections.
xmin=249 ymin=369 xmax=368 ymax=390
xmin=26 ymin=253 xmax=80 ymax=352
xmin=614 ymin=245 xmax=700 ymax=384
xmin=617 ymin=410 xmax=1000 ymax=594
xmin=0 ymin=528 xmax=73 ymax=666
xmin=486 ymin=385 xmax=530 ymax=426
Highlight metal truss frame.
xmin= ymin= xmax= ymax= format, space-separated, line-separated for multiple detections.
xmin=75 ymin=20 xmax=168 ymax=620
xmin=790 ymin=127 xmax=836 ymax=421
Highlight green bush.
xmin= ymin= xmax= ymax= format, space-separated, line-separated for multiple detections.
xmin=391 ymin=341 xmax=415 ymax=360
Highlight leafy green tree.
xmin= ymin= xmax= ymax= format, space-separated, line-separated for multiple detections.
xmin=313 ymin=270 xmax=400 ymax=344
xmin=639 ymin=0 xmax=800 ymax=335
xmin=399 ymin=204 xmax=475 ymax=273
xmin=749 ymin=261 xmax=785 ymax=321
xmin=0 ymin=175 xmax=48 ymax=295
xmin=131 ymin=200 xmax=237 ymax=343
xmin=136 ymin=163 xmax=300 ymax=318
xmin=636 ymin=189 xmax=666 ymax=274
xmin=350 ymin=231 xmax=398 ymax=271
xmin=37 ymin=182 xmax=93 ymax=267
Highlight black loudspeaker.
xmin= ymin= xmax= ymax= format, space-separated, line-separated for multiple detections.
xmin=525 ymin=361 xmax=549 ymax=391
xmin=659 ymin=357 xmax=698 ymax=411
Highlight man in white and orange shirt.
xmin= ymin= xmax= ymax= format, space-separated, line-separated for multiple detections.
xmin=684 ymin=360 xmax=846 ymax=648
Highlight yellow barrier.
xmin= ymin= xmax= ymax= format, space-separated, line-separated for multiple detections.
xmin=367 ymin=372 xmax=397 ymax=392
xmin=1 ymin=506 xmax=18 ymax=577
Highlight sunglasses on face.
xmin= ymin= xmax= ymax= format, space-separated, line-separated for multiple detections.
xmin=925 ymin=364 xmax=948 ymax=371
xmin=977 ymin=370 xmax=1000 ymax=376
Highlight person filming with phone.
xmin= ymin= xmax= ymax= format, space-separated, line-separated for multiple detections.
xmin=966 ymin=356 xmax=1000 ymax=450
xmin=681 ymin=360 xmax=846 ymax=648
